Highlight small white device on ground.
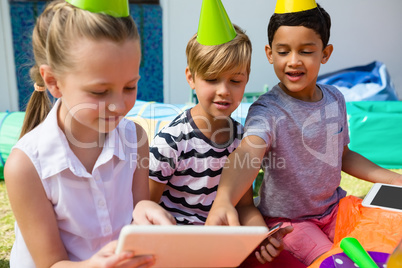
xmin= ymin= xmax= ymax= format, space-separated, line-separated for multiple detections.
xmin=362 ymin=183 xmax=402 ymax=213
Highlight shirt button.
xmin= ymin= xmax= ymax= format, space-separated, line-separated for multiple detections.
xmin=104 ymin=225 xmax=111 ymax=233
xmin=98 ymin=200 xmax=105 ymax=207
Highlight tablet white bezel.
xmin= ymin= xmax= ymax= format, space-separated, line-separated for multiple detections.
xmin=115 ymin=225 xmax=269 ymax=268
xmin=361 ymin=183 xmax=402 ymax=213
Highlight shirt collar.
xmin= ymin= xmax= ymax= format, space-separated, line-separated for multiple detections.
xmin=37 ymin=99 xmax=127 ymax=179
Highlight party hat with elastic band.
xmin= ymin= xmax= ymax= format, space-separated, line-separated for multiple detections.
xmin=197 ymin=0 xmax=237 ymax=46
xmin=274 ymin=0 xmax=317 ymax=14
xmin=65 ymin=0 xmax=129 ymax=18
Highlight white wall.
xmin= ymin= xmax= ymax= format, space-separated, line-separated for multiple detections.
xmin=161 ymin=0 xmax=402 ymax=104
xmin=0 ymin=0 xmax=19 ymax=112
xmin=2 ymin=1 xmax=402 ymax=108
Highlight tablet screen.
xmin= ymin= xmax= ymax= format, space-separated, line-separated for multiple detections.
xmin=371 ymin=185 xmax=402 ymax=210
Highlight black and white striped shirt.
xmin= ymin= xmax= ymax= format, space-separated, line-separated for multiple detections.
xmin=149 ymin=109 xmax=243 ymax=225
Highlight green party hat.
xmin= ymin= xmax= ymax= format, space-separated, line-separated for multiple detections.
xmin=197 ymin=0 xmax=237 ymax=46
xmin=274 ymin=0 xmax=317 ymax=14
xmin=65 ymin=0 xmax=129 ymax=17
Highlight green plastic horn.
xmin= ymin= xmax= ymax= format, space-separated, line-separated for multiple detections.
xmin=65 ymin=0 xmax=129 ymax=17
xmin=340 ymin=237 xmax=379 ymax=268
xmin=196 ymin=0 xmax=237 ymax=46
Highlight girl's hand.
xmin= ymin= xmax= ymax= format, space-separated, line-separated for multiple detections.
xmin=86 ymin=240 xmax=155 ymax=268
xmin=133 ymin=200 xmax=176 ymax=225
xmin=255 ymin=225 xmax=293 ymax=263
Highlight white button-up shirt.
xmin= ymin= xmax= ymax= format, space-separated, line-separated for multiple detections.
xmin=10 ymin=100 xmax=138 ymax=267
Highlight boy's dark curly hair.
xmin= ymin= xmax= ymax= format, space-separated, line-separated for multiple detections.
xmin=268 ymin=3 xmax=331 ymax=49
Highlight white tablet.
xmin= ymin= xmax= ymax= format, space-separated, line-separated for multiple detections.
xmin=115 ymin=225 xmax=269 ymax=267
xmin=362 ymin=183 xmax=402 ymax=213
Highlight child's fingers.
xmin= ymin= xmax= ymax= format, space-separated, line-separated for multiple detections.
xmin=272 ymin=225 xmax=293 ymax=241
xmin=153 ymin=216 xmax=176 ymax=225
xmin=147 ymin=211 xmax=177 ymax=225
xmin=104 ymin=252 xmax=155 ymax=268
xmin=205 ymin=204 xmax=240 ymax=226
xmin=267 ymin=236 xmax=281 ymax=249
xmin=258 ymin=245 xmax=276 ymax=263
xmin=133 ymin=211 xmax=176 ymax=225
xmin=227 ymin=212 xmax=241 ymax=226
xmin=102 ymin=251 xmax=135 ymax=267
xmin=135 ymin=262 xmax=156 ymax=268
xmin=281 ymin=225 xmax=294 ymax=235
xmin=255 ymin=251 xmax=267 ymax=264
xmin=118 ymin=255 xmax=155 ymax=268
xmin=205 ymin=210 xmax=240 ymax=226
xmin=265 ymin=243 xmax=281 ymax=259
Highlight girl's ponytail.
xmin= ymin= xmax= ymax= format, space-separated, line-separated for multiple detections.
xmin=19 ymin=65 xmax=52 ymax=138
xmin=18 ymin=1 xmax=61 ymax=138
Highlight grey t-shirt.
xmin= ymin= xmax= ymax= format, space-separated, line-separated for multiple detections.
xmin=245 ymin=84 xmax=348 ymax=220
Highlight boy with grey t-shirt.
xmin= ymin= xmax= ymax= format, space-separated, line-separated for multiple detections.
xmin=207 ymin=2 xmax=402 ymax=266
xmin=247 ymin=83 xmax=348 ymax=220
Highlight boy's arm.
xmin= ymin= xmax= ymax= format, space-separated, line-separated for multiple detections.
xmin=206 ymin=135 xmax=267 ymax=225
xmin=342 ymin=145 xmax=402 ymax=186
xmin=149 ymin=179 xmax=166 ymax=203
xmin=236 ymin=187 xmax=266 ymax=227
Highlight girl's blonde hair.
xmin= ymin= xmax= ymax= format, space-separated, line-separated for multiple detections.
xmin=186 ymin=24 xmax=252 ymax=79
xmin=20 ymin=0 xmax=140 ymax=138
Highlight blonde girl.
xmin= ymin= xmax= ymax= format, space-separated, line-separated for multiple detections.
xmin=5 ymin=0 xmax=173 ymax=267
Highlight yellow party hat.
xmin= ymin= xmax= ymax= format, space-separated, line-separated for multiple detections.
xmin=274 ymin=0 xmax=317 ymax=14
xmin=65 ymin=0 xmax=129 ymax=17
xmin=196 ymin=0 xmax=237 ymax=46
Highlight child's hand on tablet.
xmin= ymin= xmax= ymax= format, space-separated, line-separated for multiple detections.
xmin=87 ymin=240 xmax=155 ymax=268
xmin=205 ymin=202 xmax=240 ymax=226
xmin=133 ymin=200 xmax=176 ymax=225
xmin=255 ymin=225 xmax=293 ymax=263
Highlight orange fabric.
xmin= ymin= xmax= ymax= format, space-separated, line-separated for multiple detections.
xmin=309 ymin=195 xmax=402 ymax=268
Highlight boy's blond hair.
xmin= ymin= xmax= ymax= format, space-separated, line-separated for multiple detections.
xmin=186 ymin=25 xmax=252 ymax=79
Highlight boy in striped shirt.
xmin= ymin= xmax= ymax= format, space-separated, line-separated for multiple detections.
xmin=148 ymin=20 xmax=296 ymax=267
